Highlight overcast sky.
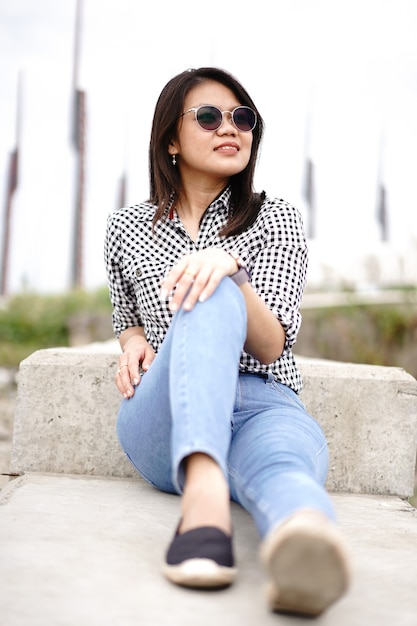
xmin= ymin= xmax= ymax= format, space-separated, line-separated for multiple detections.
xmin=1 ymin=0 xmax=417 ymax=293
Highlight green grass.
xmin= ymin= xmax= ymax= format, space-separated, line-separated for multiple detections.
xmin=0 ymin=287 xmax=112 ymax=367
xmin=298 ymin=302 xmax=417 ymax=379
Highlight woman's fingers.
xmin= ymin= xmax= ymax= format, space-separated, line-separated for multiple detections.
xmin=169 ymin=267 xmax=212 ymax=312
xmin=160 ymin=250 xmax=234 ymax=312
xmin=160 ymin=257 xmax=190 ymax=298
xmin=115 ymin=352 xmax=151 ymax=398
xmin=115 ymin=363 xmax=136 ymax=398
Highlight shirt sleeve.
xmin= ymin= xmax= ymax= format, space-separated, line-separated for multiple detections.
xmin=104 ymin=211 xmax=142 ymax=337
xmin=251 ymin=198 xmax=308 ymax=350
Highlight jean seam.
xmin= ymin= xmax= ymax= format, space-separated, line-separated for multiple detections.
xmin=123 ymin=450 xmax=172 ymax=492
xmin=316 ymin=441 xmax=328 ymax=457
xmin=228 ymin=464 xmax=276 ymax=530
xmin=271 ymin=379 xmax=306 ymax=410
xmin=178 ymin=310 xmax=192 ymax=439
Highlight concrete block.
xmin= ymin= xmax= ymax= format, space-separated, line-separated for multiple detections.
xmin=10 ymin=349 xmax=135 ymax=480
xmin=9 ymin=348 xmax=417 ymax=496
xmin=297 ymin=357 xmax=417 ymax=497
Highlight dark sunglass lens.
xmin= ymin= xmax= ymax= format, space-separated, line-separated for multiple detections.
xmin=233 ymin=107 xmax=256 ymax=131
xmin=196 ymin=106 xmax=222 ymax=130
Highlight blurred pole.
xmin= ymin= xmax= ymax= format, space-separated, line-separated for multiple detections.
xmin=376 ymin=128 xmax=388 ymax=242
xmin=117 ymin=173 xmax=127 ymax=211
xmin=71 ymin=0 xmax=86 ymax=289
xmin=116 ymin=118 xmax=128 ymax=211
xmin=377 ymin=184 xmax=388 ymax=242
xmin=1 ymin=73 xmax=22 ymax=297
xmin=302 ymin=93 xmax=315 ymax=239
xmin=303 ymin=157 xmax=315 ymax=239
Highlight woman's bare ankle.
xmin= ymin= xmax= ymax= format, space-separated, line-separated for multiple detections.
xmin=179 ymin=453 xmax=232 ymax=535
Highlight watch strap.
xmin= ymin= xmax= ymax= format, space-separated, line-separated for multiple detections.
xmin=228 ymin=251 xmax=251 ymax=285
xmin=230 ymin=266 xmax=250 ymax=286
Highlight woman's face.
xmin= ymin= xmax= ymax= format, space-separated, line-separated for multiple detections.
xmin=170 ymin=80 xmax=253 ymax=185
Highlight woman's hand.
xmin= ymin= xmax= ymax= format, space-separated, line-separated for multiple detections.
xmin=116 ymin=328 xmax=156 ymax=398
xmin=160 ymin=249 xmax=238 ymax=313
xmin=161 ymin=248 xmax=285 ymax=364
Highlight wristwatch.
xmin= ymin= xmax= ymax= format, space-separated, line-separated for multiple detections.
xmin=228 ymin=251 xmax=251 ymax=286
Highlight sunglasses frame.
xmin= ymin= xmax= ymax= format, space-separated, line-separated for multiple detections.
xmin=180 ymin=105 xmax=257 ymax=132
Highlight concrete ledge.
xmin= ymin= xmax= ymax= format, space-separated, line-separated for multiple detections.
xmin=9 ymin=347 xmax=417 ymax=496
xmin=1 ymin=473 xmax=417 ymax=625
xmin=297 ymin=357 xmax=417 ymax=495
xmin=11 ymin=349 xmax=132 ymax=480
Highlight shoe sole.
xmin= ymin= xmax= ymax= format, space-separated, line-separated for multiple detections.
xmin=163 ymin=558 xmax=237 ymax=589
xmin=261 ymin=515 xmax=351 ymax=616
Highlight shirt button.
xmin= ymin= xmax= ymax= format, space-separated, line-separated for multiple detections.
xmin=135 ymin=268 xmax=142 ymax=277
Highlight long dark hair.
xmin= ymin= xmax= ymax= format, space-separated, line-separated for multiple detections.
xmin=149 ymin=67 xmax=265 ymax=237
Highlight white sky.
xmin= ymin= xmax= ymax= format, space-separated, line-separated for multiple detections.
xmin=1 ymin=0 xmax=417 ymax=293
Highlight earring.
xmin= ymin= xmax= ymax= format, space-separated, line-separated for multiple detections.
xmin=172 ymin=154 xmax=177 ymax=166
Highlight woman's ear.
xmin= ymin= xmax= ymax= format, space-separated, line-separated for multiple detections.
xmin=168 ymin=139 xmax=179 ymax=156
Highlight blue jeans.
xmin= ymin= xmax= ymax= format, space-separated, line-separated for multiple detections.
xmin=117 ymin=278 xmax=335 ymax=538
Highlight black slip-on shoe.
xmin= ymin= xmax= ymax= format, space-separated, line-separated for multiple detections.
xmin=163 ymin=525 xmax=237 ymax=589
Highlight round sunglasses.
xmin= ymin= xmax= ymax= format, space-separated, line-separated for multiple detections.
xmin=179 ymin=105 xmax=257 ymax=132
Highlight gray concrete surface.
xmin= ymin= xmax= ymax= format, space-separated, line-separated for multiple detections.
xmin=10 ymin=347 xmax=417 ymax=496
xmin=1 ymin=472 xmax=417 ymax=626
xmin=3 ymin=344 xmax=417 ymax=625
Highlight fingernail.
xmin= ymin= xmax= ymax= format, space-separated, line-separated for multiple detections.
xmin=170 ymin=302 xmax=177 ymax=312
xmin=160 ymin=288 xmax=168 ymax=299
xmin=133 ymin=378 xmax=139 ymax=385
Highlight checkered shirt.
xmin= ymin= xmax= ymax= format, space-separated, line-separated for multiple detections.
xmin=104 ymin=187 xmax=308 ymax=392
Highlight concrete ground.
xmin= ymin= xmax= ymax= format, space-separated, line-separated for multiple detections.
xmin=1 ymin=473 xmax=417 ymax=626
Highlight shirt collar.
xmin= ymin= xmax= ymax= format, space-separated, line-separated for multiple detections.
xmin=166 ymin=186 xmax=231 ymax=220
xmin=205 ymin=186 xmax=231 ymax=215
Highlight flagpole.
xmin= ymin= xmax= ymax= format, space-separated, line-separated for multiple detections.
xmin=1 ymin=72 xmax=22 ymax=297
xmin=71 ymin=0 xmax=86 ymax=290
xmin=117 ymin=172 xmax=127 ymax=211
xmin=302 ymin=89 xmax=315 ymax=239
xmin=376 ymin=126 xmax=388 ymax=242
xmin=304 ymin=157 xmax=315 ymax=239
xmin=116 ymin=116 xmax=128 ymax=211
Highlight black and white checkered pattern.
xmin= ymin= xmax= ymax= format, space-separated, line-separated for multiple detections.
xmin=104 ymin=187 xmax=307 ymax=392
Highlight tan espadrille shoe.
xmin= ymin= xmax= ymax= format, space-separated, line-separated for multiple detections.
xmin=260 ymin=511 xmax=351 ymax=616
